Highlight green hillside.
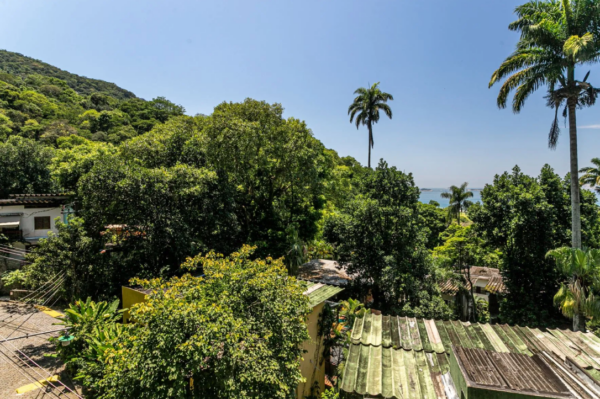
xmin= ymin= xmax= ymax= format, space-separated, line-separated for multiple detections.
xmin=0 ymin=51 xmax=185 ymax=144
xmin=0 ymin=50 xmax=136 ymax=100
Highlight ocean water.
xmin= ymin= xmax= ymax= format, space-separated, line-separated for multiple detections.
xmin=419 ymin=188 xmax=483 ymax=208
xmin=419 ymin=188 xmax=600 ymax=208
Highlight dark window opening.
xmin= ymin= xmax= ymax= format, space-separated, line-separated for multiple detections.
xmin=34 ymin=216 xmax=51 ymax=230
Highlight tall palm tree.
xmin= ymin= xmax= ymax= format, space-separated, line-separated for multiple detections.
xmin=547 ymin=247 xmax=600 ymax=331
xmin=580 ymin=157 xmax=600 ymax=193
xmin=440 ymin=183 xmax=474 ymax=224
xmin=348 ymin=82 xmax=393 ymax=168
xmin=489 ymin=0 xmax=600 ymax=249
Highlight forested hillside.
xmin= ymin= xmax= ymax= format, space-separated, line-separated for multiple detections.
xmin=0 ymin=50 xmax=136 ymax=99
xmin=0 ymin=51 xmax=185 ymax=144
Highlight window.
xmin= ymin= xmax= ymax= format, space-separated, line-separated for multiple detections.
xmin=475 ymin=286 xmax=482 ymax=294
xmin=34 ymin=216 xmax=51 ymax=230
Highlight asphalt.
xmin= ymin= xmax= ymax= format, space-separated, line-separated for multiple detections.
xmin=0 ymin=301 xmax=82 ymax=398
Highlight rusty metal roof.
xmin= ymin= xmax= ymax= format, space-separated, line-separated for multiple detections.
xmin=440 ymin=267 xmax=507 ymax=296
xmin=341 ymin=313 xmax=600 ymax=398
xmin=298 ymin=259 xmax=352 ymax=286
xmin=453 ymin=346 xmax=572 ymax=397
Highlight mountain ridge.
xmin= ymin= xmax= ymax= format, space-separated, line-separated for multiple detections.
xmin=0 ymin=50 xmax=136 ymax=100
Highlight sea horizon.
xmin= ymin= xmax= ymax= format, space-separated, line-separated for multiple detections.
xmin=419 ymin=187 xmax=600 ymax=208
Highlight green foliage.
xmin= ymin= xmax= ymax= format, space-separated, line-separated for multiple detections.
xmin=323 ymin=160 xmax=452 ymax=318
xmin=0 ymin=50 xmax=136 ymax=99
xmin=0 ymin=136 xmax=56 ymax=197
xmin=433 ymin=224 xmax=502 ymax=269
xmin=418 ymin=202 xmax=448 ymax=249
xmin=1 ymin=268 xmax=26 ymax=289
xmin=53 ymin=297 xmax=124 ymax=369
xmin=339 ymin=298 xmax=366 ymax=329
xmin=470 ymin=165 xmax=570 ymax=326
xmin=321 ymin=388 xmax=339 ymax=399
xmin=19 ymin=217 xmax=113 ymax=300
xmin=547 ymin=247 xmax=600 ymax=331
xmin=440 ymin=182 xmax=474 ymax=224
xmin=82 ymin=246 xmax=311 ymax=399
xmin=580 ymin=157 xmax=600 ymax=193
xmin=476 ymin=299 xmax=490 ymax=323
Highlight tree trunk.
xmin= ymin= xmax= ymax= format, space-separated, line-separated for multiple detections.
xmin=367 ymin=122 xmax=373 ymax=169
xmin=573 ymin=311 xmax=585 ymax=332
xmin=568 ymin=101 xmax=582 ymax=249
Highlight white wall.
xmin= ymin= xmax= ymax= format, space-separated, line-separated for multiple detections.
xmin=0 ymin=204 xmax=63 ymax=241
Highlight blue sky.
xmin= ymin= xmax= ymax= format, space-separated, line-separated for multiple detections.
xmin=1 ymin=0 xmax=600 ymax=188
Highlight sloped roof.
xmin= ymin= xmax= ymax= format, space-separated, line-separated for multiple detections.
xmin=0 ymin=194 xmax=71 ymax=206
xmin=298 ymin=259 xmax=352 ymax=286
xmin=440 ymin=266 xmax=507 ymax=296
xmin=453 ymin=346 xmax=571 ymax=397
xmin=304 ymin=282 xmax=344 ymax=307
xmin=342 ymin=313 xmax=600 ymax=398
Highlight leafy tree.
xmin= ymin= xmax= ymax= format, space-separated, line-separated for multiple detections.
xmin=433 ymin=224 xmax=502 ymax=269
xmin=83 ymin=246 xmax=311 ymax=399
xmin=323 ymin=160 xmax=452 ymax=318
xmin=17 ymin=217 xmax=111 ymax=300
xmin=440 ymin=182 xmax=474 ymax=224
xmin=0 ymin=136 xmax=56 ymax=197
xmin=418 ymin=202 xmax=448 ymax=249
xmin=347 ymin=82 xmax=393 ymax=168
xmin=470 ymin=166 xmax=567 ymax=326
xmin=580 ymin=157 xmax=600 ymax=193
xmin=489 ymin=0 xmax=600 ymax=249
xmin=547 ymin=247 xmax=600 ymax=331
xmin=78 ymin=154 xmax=240 ymax=280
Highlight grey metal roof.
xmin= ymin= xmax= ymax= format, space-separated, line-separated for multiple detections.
xmin=341 ymin=313 xmax=600 ymax=398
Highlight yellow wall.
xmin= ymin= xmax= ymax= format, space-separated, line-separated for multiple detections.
xmin=297 ymin=302 xmax=326 ymax=399
xmin=122 ymin=286 xmax=147 ymax=323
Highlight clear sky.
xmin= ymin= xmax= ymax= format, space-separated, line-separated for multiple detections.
xmin=1 ymin=0 xmax=599 ymax=188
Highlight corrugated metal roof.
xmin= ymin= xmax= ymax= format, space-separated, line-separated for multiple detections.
xmin=454 ymin=346 xmax=571 ymax=396
xmin=0 ymin=199 xmax=64 ymax=205
xmin=342 ymin=313 xmax=600 ymax=398
xmin=440 ymin=267 xmax=507 ymax=296
xmin=304 ymin=281 xmax=344 ymax=307
xmin=8 ymin=193 xmax=70 ymax=197
xmin=341 ymin=344 xmax=457 ymax=398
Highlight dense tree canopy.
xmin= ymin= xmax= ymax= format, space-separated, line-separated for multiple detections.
xmin=79 ymin=246 xmax=311 ymax=399
xmin=323 ymin=160 xmax=452 ymax=318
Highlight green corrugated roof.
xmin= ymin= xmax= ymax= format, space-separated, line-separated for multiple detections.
xmin=341 ymin=313 xmax=600 ymax=398
xmin=303 ymin=281 xmax=344 ymax=307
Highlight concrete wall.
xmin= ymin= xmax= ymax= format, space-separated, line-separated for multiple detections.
xmin=297 ymin=302 xmax=326 ymax=399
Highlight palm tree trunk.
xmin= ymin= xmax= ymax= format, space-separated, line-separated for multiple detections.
xmin=367 ymin=122 xmax=373 ymax=169
xmin=568 ymin=101 xmax=582 ymax=249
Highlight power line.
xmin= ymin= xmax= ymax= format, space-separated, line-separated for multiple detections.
xmin=0 ymin=346 xmax=63 ymax=399
xmin=0 ymin=328 xmax=68 ymax=343
xmin=0 ymin=331 xmax=83 ymax=398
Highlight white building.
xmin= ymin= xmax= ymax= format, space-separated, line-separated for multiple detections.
xmin=0 ymin=194 xmax=73 ymax=246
